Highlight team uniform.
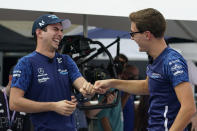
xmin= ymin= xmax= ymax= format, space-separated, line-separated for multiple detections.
xmin=11 ymin=51 xmax=82 ymax=131
xmin=0 ymin=89 xmax=32 ymax=131
xmin=121 ymin=92 xmax=135 ymax=131
xmin=146 ymin=47 xmax=189 ymax=131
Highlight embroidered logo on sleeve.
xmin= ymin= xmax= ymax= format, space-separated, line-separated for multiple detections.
xmin=169 ymin=59 xmax=184 ymax=76
xmin=13 ymin=70 xmax=21 ymax=77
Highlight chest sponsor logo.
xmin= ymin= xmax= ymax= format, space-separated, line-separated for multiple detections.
xmin=57 ymin=57 xmax=62 ymax=63
xmin=150 ymin=73 xmax=161 ymax=79
xmin=0 ymin=109 xmax=4 ymax=113
xmin=37 ymin=68 xmax=50 ymax=83
xmin=58 ymin=69 xmax=68 ymax=75
xmin=19 ymin=112 xmax=26 ymax=116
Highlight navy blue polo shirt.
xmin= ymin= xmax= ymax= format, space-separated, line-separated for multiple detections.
xmin=11 ymin=51 xmax=82 ymax=131
xmin=146 ymin=47 xmax=189 ymax=131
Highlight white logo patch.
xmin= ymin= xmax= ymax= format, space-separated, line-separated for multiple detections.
xmin=173 ymin=70 xmax=184 ymax=76
xmin=171 ymin=64 xmax=182 ymax=71
xmin=151 ymin=73 xmax=161 ymax=79
xmin=39 ymin=20 xmax=45 ymax=27
xmin=0 ymin=109 xmax=4 ymax=113
xmin=169 ymin=59 xmax=180 ymax=65
xmin=57 ymin=58 xmax=62 ymax=63
xmin=37 ymin=68 xmax=50 ymax=83
xmin=13 ymin=70 xmax=21 ymax=77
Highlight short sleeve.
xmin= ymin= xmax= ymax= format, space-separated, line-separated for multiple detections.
xmin=11 ymin=57 xmax=32 ymax=92
xmin=63 ymin=55 xmax=82 ymax=83
xmin=164 ymin=54 xmax=189 ymax=88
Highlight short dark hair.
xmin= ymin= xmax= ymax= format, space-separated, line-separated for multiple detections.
xmin=33 ymin=27 xmax=47 ymax=43
xmin=129 ymin=8 xmax=166 ymax=38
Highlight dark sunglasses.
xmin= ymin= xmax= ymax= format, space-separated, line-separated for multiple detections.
xmin=129 ymin=31 xmax=143 ymax=37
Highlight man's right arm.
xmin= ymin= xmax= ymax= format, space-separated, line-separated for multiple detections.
xmin=9 ymin=87 xmax=77 ymax=116
xmin=94 ymin=77 xmax=149 ymax=95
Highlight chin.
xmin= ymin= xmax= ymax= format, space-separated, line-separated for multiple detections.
xmin=138 ymin=48 xmax=144 ymax=52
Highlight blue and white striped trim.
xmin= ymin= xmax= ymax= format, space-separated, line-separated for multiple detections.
xmin=164 ymin=105 xmax=169 ymax=131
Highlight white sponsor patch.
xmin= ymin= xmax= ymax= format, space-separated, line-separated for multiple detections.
xmin=173 ymin=70 xmax=183 ymax=76
xmin=13 ymin=70 xmax=22 ymax=77
xmin=38 ymin=77 xmax=50 ymax=83
xmin=151 ymin=73 xmax=161 ymax=78
xmin=57 ymin=57 xmax=62 ymax=63
xmin=19 ymin=112 xmax=26 ymax=115
xmin=169 ymin=59 xmax=180 ymax=65
xmin=171 ymin=64 xmax=182 ymax=71
xmin=0 ymin=109 xmax=4 ymax=113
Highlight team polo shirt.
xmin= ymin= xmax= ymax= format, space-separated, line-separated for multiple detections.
xmin=11 ymin=51 xmax=82 ymax=131
xmin=146 ymin=47 xmax=189 ymax=131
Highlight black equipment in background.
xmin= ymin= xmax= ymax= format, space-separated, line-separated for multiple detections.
xmin=60 ymin=35 xmax=120 ymax=110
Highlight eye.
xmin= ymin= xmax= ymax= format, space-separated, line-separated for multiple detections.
xmin=53 ymin=27 xmax=59 ymax=31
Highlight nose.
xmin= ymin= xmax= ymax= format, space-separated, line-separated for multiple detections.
xmin=58 ymin=30 xmax=63 ymax=39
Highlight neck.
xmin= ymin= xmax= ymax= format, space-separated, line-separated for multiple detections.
xmin=36 ymin=40 xmax=56 ymax=58
xmin=36 ymin=48 xmax=56 ymax=59
xmin=148 ymin=38 xmax=167 ymax=60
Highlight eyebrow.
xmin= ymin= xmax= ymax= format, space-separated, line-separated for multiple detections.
xmin=53 ymin=26 xmax=63 ymax=31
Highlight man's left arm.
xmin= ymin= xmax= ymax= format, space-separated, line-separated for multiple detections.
xmin=170 ymin=82 xmax=196 ymax=131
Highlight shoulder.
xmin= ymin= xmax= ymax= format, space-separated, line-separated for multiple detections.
xmin=164 ymin=48 xmax=186 ymax=66
xmin=17 ymin=52 xmax=36 ymax=64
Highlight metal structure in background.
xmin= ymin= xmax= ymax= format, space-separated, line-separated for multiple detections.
xmin=60 ymin=35 xmax=120 ymax=110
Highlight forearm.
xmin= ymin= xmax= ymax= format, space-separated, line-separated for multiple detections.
xmin=171 ymin=82 xmax=197 ymax=131
xmin=10 ymin=96 xmax=55 ymax=113
xmin=109 ymin=79 xmax=149 ymax=95
xmin=101 ymin=117 xmax=112 ymax=131
xmin=73 ymin=76 xmax=86 ymax=91
xmin=170 ymin=106 xmax=196 ymax=131
xmin=10 ymin=87 xmax=55 ymax=113
xmin=86 ymin=108 xmax=102 ymax=118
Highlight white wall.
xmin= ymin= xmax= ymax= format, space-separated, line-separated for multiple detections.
xmin=90 ymin=38 xmax=148 ymax=60
xmin=170 ymin=43 xmax=197 ymax=62
xmin=0 ymin=0 xmax=197 ymax=21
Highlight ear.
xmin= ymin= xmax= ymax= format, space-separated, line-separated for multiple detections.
xmin=144 ymin=31 xmax=151 ymax=40
xmin=35 ymin=29 xmax=43 ymax=38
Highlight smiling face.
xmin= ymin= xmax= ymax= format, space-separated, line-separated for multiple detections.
xmin=38 ymin=23 xmax=63 ymax=51
xmin=130 ymin=22 xmax=150 ymax=53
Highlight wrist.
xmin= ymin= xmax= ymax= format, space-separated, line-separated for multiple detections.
xmin=48 ymin=102 xmax=56 ymax=111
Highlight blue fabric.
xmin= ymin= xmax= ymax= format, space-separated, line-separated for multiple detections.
xmin=121 ymin=92 xmax=135 ymax=131
xmin=146 ymin=47 xmax=189 ymax=131
xmin=73 ymin=109 xmax=88 ymax=130
xmin=11 ymin=51 xmax=82 ymax=131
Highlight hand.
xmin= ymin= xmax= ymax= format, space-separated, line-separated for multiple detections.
xmin=106 ymin=92 xmax=117 ymax=104
xmin=191 ymin=113 xmax=197 ymax=131
xmin=80 ymin=82 xmax=95 ymax=99
xmin=101 ymin=92 xmax=116 ymax=104
xmin=53 ymin=96 xmax=77 ymax=116
xmin=93 ymin=80 xmax=111 ymax=94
